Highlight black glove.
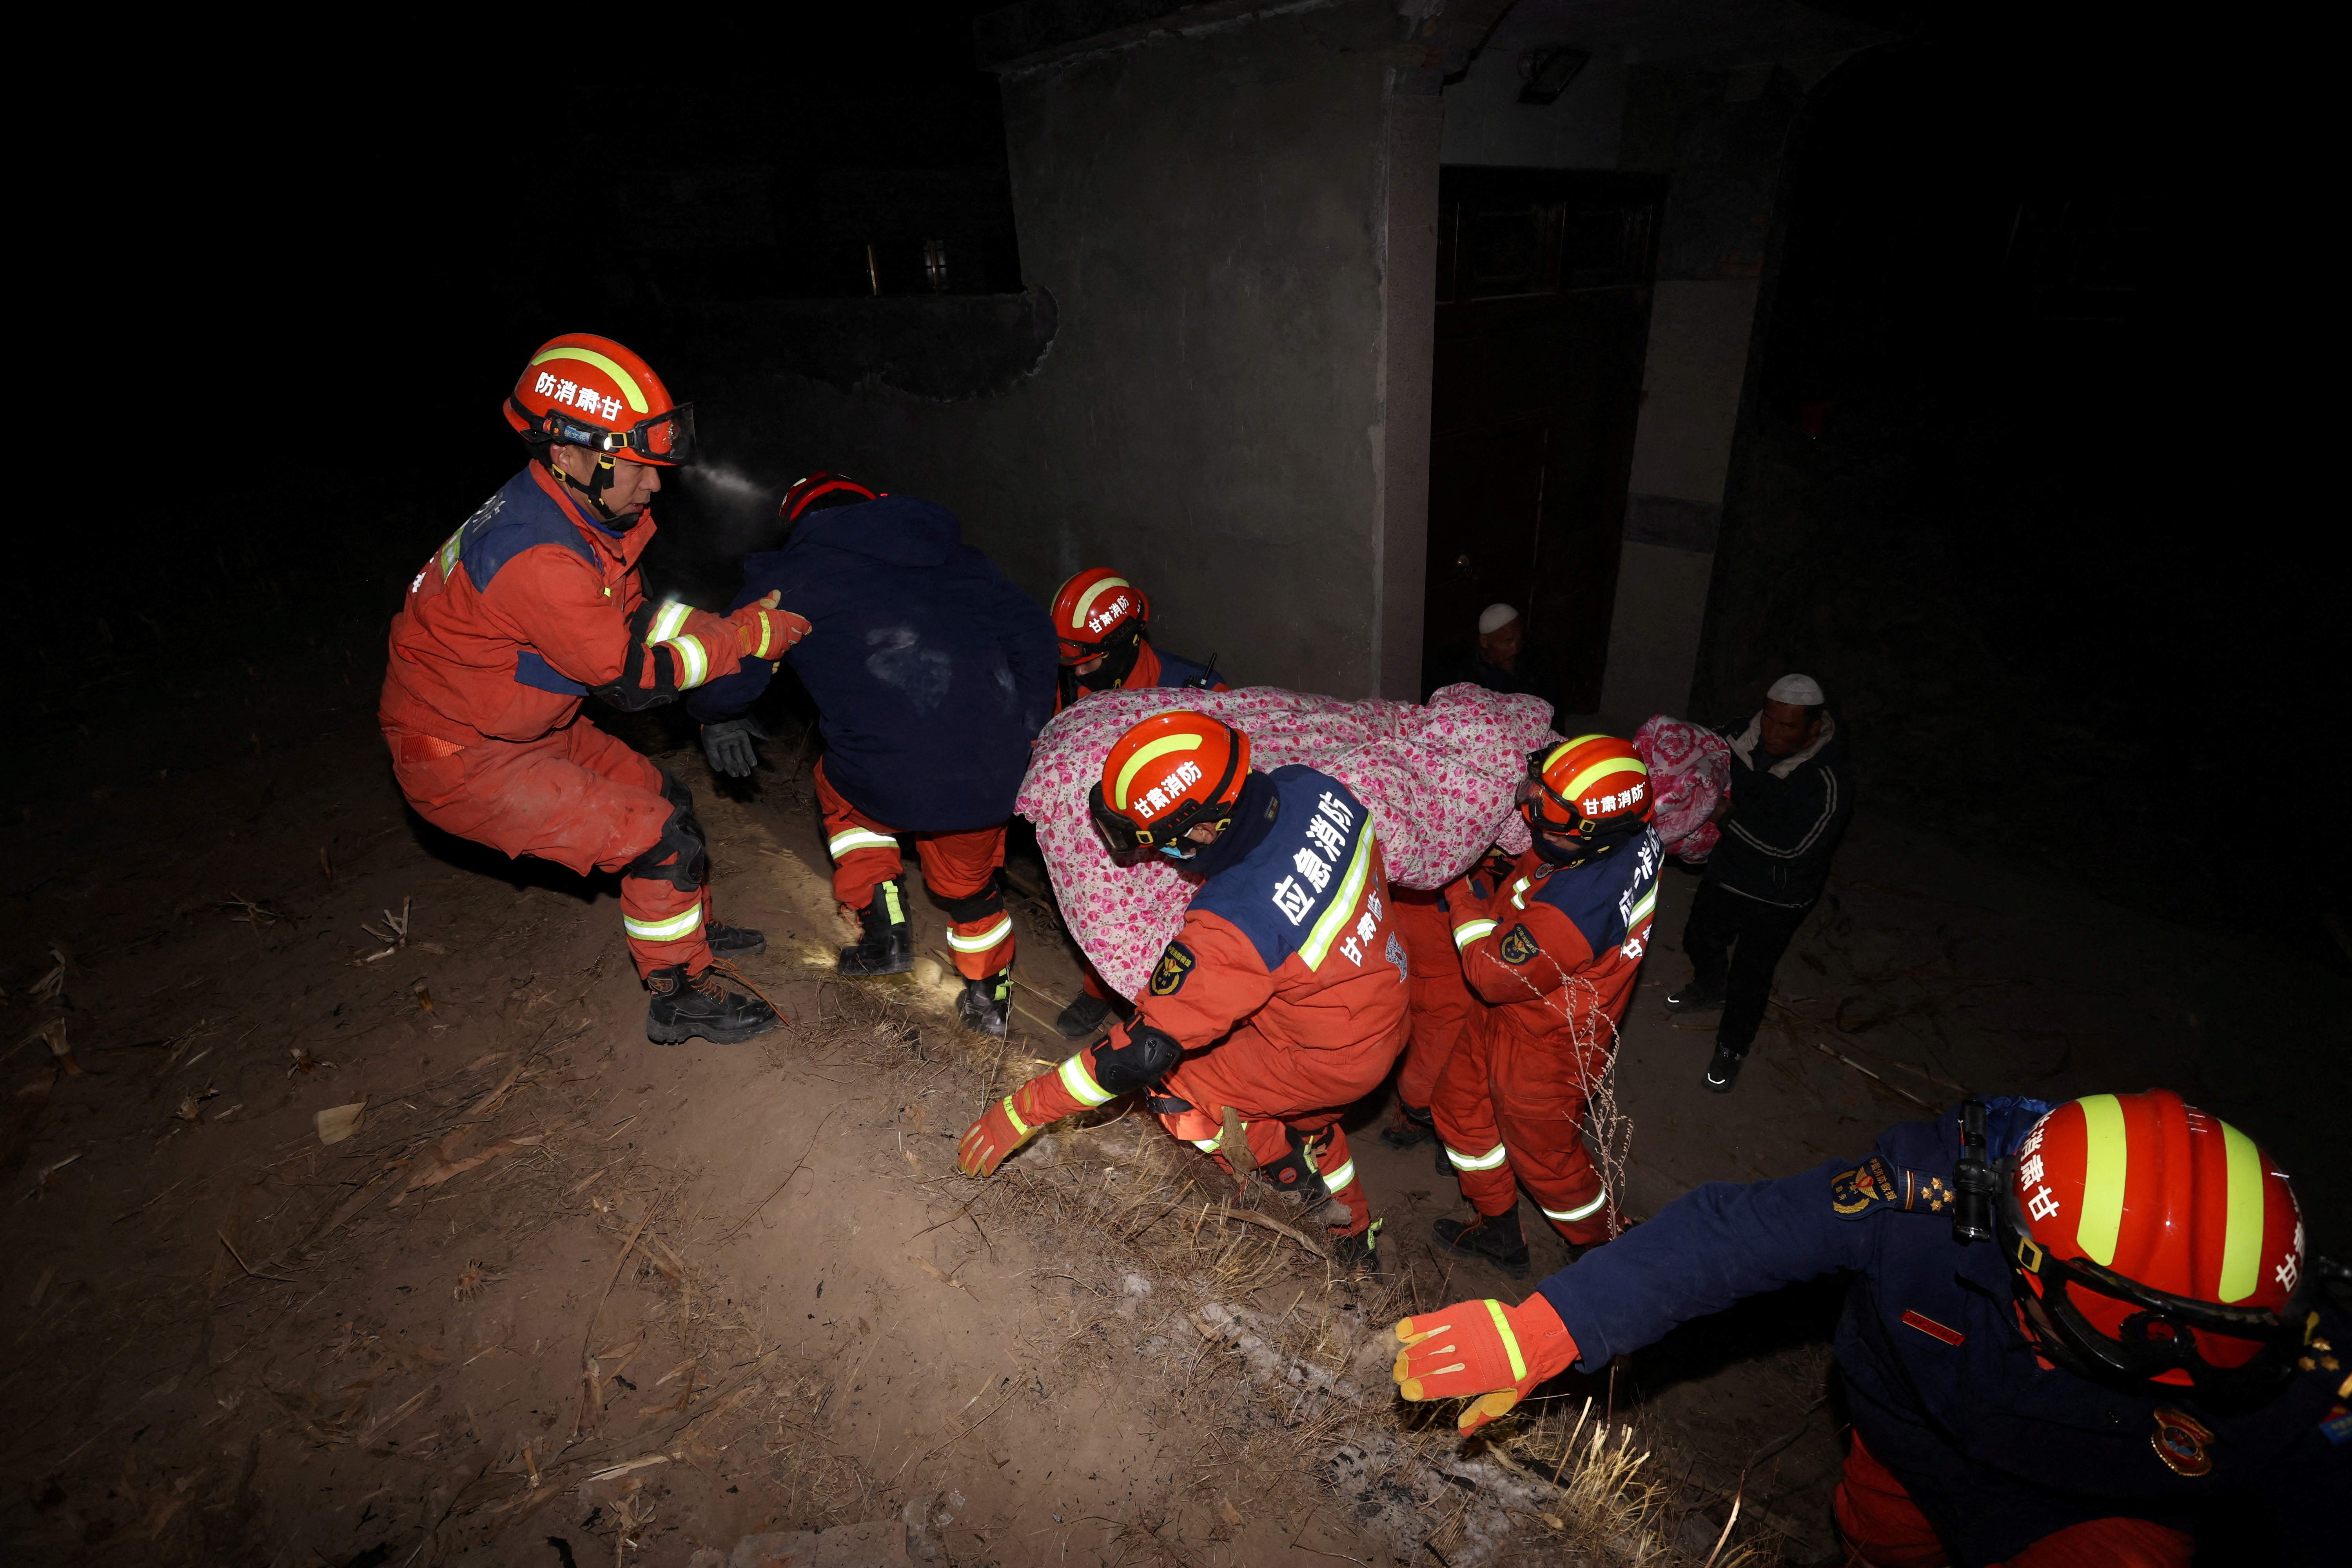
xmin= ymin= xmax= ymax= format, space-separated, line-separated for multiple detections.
xmin=700 ymin=717 xmax=771 ymax=778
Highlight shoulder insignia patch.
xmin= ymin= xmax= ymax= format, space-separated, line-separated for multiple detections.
xmin=1896 ymin=1167 xmax=1956 ymax=1214
xmin=1499 ymin=924 xmax=1540 ymax=965
xmin=2151 ymin=1406 xmax=2216 ymax=1477
xmin=1829 ymin=1155 xmax=1899 ymax=1218
xmin=2319 ymin=1403 xmax=2350 ymax=1446
xmin=1149 ymin=942 xmax=1196 ymax=997
xmin=1899 ymin=1309 xmax=1964 ymax=1346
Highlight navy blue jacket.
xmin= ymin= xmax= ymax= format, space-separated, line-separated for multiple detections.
xmin=1536 ymin=1101 xmax=2348 ymax=1565
xmin=686 ymin=497 xmax=1057 ymax=831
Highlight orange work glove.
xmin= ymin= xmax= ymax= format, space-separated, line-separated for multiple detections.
xmin=1392 ymin=1293 xmax=1578 ymax=1434
xmin=725 ymin=591 xmax=811 ymax=659
xmin=955 ymin=1056 xmax=1100 ymax=1176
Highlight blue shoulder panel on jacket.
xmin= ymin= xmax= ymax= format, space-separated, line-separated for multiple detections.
xmin=459 ymin=470 xmax=599 ymax=591
xmin=1532 ymin=827 xmax=1662 ymax=953
xmin=1189 ymin=767 xmax=1370 ymax=971
xmin=514 ymin=649 xmax=587 ymax=695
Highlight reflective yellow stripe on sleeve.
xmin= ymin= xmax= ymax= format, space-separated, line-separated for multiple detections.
xmin=1453 ymin=918 xmax=1497 ymax=950
xmin=1483 ymin=1299 xmax=1528 ymax=1383
xmin=648 ymin=601 xmax=693 ymax=644
xmin=1321 ymin=1158 xmax=1356 ymax=1193
xmin=1000 ymin=1096 xmax=1032 ymax=1138
xmin=1056 ymin=1051 xmax=1114 ymax=1109
xmin=660 ymin=633 xmax=710 ymax=689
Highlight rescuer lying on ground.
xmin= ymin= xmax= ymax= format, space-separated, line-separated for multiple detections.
xmin=1047 ymin=566 xmax=1235 ymax=1041
xmin=379 ymin=334 xmax=807 ymax=1045
xmin=1424 ymin=734 xmax=1661 ymax=1276
xmin=1391 ymin=1090 xmax=2348 ymax=1567
xmin=957 ymin=712 xmax=1409 ymax=1276
xmin=685 ymin=472 xmax=1057 ymax=1036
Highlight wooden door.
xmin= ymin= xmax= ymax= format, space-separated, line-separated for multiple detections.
xmin=1423 ymin=169 xmax=1662 ymax=712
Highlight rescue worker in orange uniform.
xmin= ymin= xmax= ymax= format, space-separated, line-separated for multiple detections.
xmin=957 ymin=713 xmax=1409 ymax=1275
xmin=1376 ymin=885 xmax=1485 ymax=1154
xmin=380 ymin=334 xmax=807 ymax=1044
xmin=1428 ymin=735 xmax=1661 ymax=1276
xmin=1392 ymin=1090 xmax=2348 ymax=1566
xmin=685 ymin=472 xmax=1059 ymax=1037
xmin=1047 ymin=568 xmax=1236 ymax=1040
xmin=1049 ymin=567 xmax=1231 ymax=714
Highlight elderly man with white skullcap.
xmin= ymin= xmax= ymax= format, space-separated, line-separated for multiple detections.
xmin=1427 ymin=603 xmax=1557 ymax=711
xmin=1666 ymin=673 xmax=1854 ymax=1091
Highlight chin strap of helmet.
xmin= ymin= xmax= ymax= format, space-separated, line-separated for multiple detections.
xmin=541 ymin=444 xmax=627 ymax=524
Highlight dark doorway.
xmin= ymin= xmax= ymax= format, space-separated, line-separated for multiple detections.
xmin=1422 ymin=168 xmax=1662 ymax=712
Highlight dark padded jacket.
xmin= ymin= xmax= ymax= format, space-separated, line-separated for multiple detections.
xmin=1534 ymin=1101 xmax=2349 ymax=1567
xmin=685 ymin=496 xmax=1057 ymax=831
xmin=1706 ymin=708 xmax=1854 ymax=906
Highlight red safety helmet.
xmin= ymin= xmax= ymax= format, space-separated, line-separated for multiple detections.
xmin=1520 ymin=734 xmax=1652 ymax=846
xmin=2001 ymin=1089 xmax=2314 ymax=1400
xmin=504 ymin=334 xmax=694 ymax=465
xmin=1053 ymin=568 xmax=1151 ymax=665
xmin=1089 ymin=712 xmax=1251 ymax=853
xmin=781 ymin=471 xmax=880 ymax=523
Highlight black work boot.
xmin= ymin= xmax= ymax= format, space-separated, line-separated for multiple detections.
xmin=1703 ymin=1043 xmax=1747 ymax=1093
xmin=836 ymin=880 xmax=912 ymax=977
xmin=957 ymin=969 xmax=1012 ymax=1037
xmin=707 ymin=918 xmax=765 ymax=958
xmin=1333 ymin=1218 xmax=1385 ymax=1280
xmin=1054 ymin=990 xmax=1112 ymax=1040
xmin=1432 ymin=1208 xmax=1532 ymax=1279
xmin=1380 ymin=1102 xmax=1436 ymax=1150
xmin=645 ymin=965 xmax=778 ymax=1045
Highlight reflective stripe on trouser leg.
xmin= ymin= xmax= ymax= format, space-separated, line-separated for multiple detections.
xmin=621 ymin=878 xmax=709 ymax=979
xmin=1540 ymin=1188 xmax=1609 ymax=1223
xmin=1445 ymin=1142 xmax=1510 ymax=1171
xmin=944 ymin=912 xmax=1015 ymax=980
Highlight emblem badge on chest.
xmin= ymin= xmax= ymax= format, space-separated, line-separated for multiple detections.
xmin=2150 ymin=1406 xmax=2216 ymax=1477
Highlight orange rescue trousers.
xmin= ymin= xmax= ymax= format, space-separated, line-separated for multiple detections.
xmin=1835 ymin=1432 xmax=2192 ymax=1568
xmin=814 ymin=759 xmax=1014 ymax=978
xmin=385 ymin=720 xmax=709 ymax=980
xmin=1429 ymin=1001 xmax=1619 ymax=1246
xmin=1390 ymin=888 xmax=1477 ymax=1112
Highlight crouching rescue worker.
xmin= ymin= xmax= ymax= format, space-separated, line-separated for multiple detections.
xmin=1429 ymin=735 xmax=1660 ymax=1276
xmin=380 ymin=334 xmax=806 ymax=1044
xmin=957 ymin=713 xmax=1408 ymax=1275
xmin=1047 ymin=567 xmax=1238 ymax=1039
xmin=1392 ymin=1089 xmax=2348 ymax=1566
xmin=686 ymin=472 xmax=1056 ymax=1036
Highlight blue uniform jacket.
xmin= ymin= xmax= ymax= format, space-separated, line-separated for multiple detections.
xmin=685 ymin=496 xmax=1057 ymax=831
xmin=1536 ymin=1101 xmax=2349 ymax=1565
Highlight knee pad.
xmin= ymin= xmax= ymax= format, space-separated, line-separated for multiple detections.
xmin=1258 ymin=1125 xmax=1333 ymax=1201
xmin=933 ymin=877 xmax=1005 ymax=926
xmin=1091 ymin=1021 xmax=1181 ymax=1094
xmin=625 ymin=771 xmax=708 ymax=893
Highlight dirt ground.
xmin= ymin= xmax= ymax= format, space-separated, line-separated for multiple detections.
xmin=3 ymin=681 xmax=2344 ymax=1567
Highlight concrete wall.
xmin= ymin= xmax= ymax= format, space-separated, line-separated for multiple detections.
xmin=668 ymin=0 xmax=1441 ymax=699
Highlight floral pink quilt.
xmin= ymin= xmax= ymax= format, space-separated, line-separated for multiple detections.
xmin=1017 ymin=684 xmax=1555 ymax=996
xmin=1632 ymin=715 xmax=1730 ymax=863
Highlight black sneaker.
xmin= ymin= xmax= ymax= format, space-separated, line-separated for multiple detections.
xmin=1379 ymin=1103 xmax=1436 ymax=1150
xmin=1431 ymin=1209 xmax=1531 ymax=1279
xmin=1665 ymin=982 xmax=1724 ymax=1013
xmin=957 ymin=970 xmax=1012 ymax=1037
xmin=707 ymin=918 xmax=765 ymax=958
xmin=1703 ymin=1044 xmax=1746 ymax=1093
xmin=645 ymin=965 xmax=778 ymax=1045
xmin=1054 ymin=990 xmax=1112 ymax=1040
xmin=1334 ymin=1219 xmax=1384 ymax=1280
xmin=837 ymin=880 xmax=912 ymax=977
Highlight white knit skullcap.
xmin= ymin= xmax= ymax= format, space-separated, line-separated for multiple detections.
xmin=1477 ymin=603 xmax=1521 ymax=635
xmin=1768 ymin=673 xmax=1825 ymax=706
